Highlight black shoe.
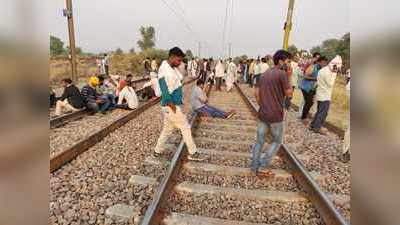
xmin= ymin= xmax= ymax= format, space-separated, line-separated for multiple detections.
xmin=152 ymin=152 xmax=162 ymax=158
xmin=187 ymin=152 xmax=206 ymax=161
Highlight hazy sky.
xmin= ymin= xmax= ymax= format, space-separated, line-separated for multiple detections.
xmin=47 ymin=0 xmax=349 ymax=58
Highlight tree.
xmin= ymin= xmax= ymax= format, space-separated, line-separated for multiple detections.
xmin=287 ymin=44 xmax=298 ymax=56
xmin=50 ymin=35 xmax=66 ymax=56
xmin=66 ymin=46 xmax=82 ymax=55
xmin=137 ymin=26 xmax=156 ymax=51
xmin=309 ymin=32 xmax=350 ymax=69
xmin=185 ymin=50 xmax=194 ymax=59
xmin=129 ymin=47 xmax=136 ymax=54
xmin=115 ymin=47 xmax=124 ymax=55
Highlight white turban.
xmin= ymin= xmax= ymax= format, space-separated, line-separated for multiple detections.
xmin=328 ymin=55 xmax=343 ymax=71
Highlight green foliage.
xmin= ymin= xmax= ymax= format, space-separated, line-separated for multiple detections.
xmin=233 ymin=55 xmax=248 ymax=64
xmin=287 ymin=44 xmax=298 ymax=56
xmin=137 ymin=26 xmax=156 ymax=51
xmin=50 ymin=35 xmax=66 ymax=56
xmin=115 ymin=48 xmax=124 ymax=55
xmin=66 ymin=46 xmax=82 ymax=55
xmin=109 ymin=48 xmax=168 ymax=76
xmin=185 ymin=50 xmax=194 ymax=59
xmin=310 ymin=32 xmax=350 ymax=69
xmin=129 ymin=47 xmax=136 ymax=54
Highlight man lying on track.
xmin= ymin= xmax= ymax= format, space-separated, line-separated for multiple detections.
xmin=152 ymin=47 xmax=205 ymax=162
xmin=190 ymin=79 xmax=235 ymax=119
xmin=251 ymin=49 xmax=293 ymax=176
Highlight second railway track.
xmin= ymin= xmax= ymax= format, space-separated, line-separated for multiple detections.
xmin=50 ymin=78 xmax=195 ymax=172
xmin=136 ymin=84 xmax=349 ymax=225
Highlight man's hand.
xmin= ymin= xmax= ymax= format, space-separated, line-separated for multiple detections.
xmin=167 ymin=102 xmax=176 ymax=113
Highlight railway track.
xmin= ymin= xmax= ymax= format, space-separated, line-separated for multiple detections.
xmin=50 ymin=77 xmax=151 ymax=129
xmin=132 ymin=84 xmax=349 ymax=225
xmin=50 ymin=78 xmax=196 ymax=173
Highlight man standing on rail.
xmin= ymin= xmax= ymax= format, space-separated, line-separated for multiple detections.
xmin=299 ymin=56 xmax=328 ymax=125
xmin=310 ymin=55 xmax=342 ymax=134
xmin=152 ymin=47 xmax=205 ymax=161
xmin=251 ymin=50 xmax=293 ymax=176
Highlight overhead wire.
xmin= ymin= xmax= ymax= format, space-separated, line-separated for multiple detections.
xmin=221 ymin=0 xmax=230 ymax=58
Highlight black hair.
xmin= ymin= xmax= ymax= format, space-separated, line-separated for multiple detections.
xmin=273 ymin=50 xmax=292 ymax=65
xmin=62 ymin=78 xmax=72 ymax=84
xmin=261 ymin=57 xmax=267 ymax=63
xmin=126 ymin=74 xmax=133 ymax=78
xmin=97 ymin=75 xmax=105 ymax=82
xmin=317 ymin=56 xmax=328 ymax=62
xmin=312 ymin=52 xmax=321 ymax=58
xmin=169 ymin=47 xmax=185 ymax=58
xmin=196 ymin=79 xmax=205 ymax=86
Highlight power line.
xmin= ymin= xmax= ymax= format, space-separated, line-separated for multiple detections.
xmin=221 ymin=0 xmax=230 ymax=57
xmin=228 ymin=0 xmax=234 ymax=57
xmin=159 ymin=0 xmax=198 ymax=41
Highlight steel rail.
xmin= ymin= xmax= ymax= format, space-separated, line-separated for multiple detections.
xmin=140 ymin=83 xmax=212 ymax=225
xmin=50 ymin=78 xmax=196 ymax=173
xmin=234 ymin=83 xmax=349 ymax=225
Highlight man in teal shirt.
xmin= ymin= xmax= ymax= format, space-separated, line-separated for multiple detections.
xmin=153 ymin=47 xmax=205 ymax=161
xmin=299 ymin=56 xmax=328 ymax=123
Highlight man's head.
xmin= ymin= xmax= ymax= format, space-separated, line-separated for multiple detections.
xmin=328 ymin=55 xmax=343 ymax=73
xmin=196 ymin=79 xmax=205 ymax=89
xmin=168 ymin=47 xmax=185 ymax=68
xmin=312 ymin=52 xmax=321 ymax=62
xmin=126 ymin=74 xmax=133 ymax=82
xmin=316 ymin=56 xmax=328 ymax=67
xmin=89 ymin=76 xmax=99 ymax=87
xmin=61 ymin=78 xmax=72 ymax=87
xmin=261 ymin=57 xmax=267 ymax=63
xmin=97 ymin=75 xmax=105 ymax=85
xmin=273 ymin=50 xmax=292 ymax=68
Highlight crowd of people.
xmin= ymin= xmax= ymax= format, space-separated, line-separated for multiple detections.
xmin=152 ymin=47 xmax=349 ymax=167
xmin=51 ymin=45 xmax=349 ymax=167
xmin=52 ymin=74 xmax=144 ymax=116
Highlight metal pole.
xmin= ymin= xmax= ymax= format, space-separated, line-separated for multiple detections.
xmin=228 ymin=43 xmax=232 ymax=58
xmin=282 ymin=0 xmax=295 ymax=50
xmin=198 ymin=42 xmax=201 ymax=58
xmin=66 ymin=0 xmax=78 ymax=81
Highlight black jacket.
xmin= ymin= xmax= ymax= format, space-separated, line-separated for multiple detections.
xmin=60 ymin=85 xmax=85 ymax=109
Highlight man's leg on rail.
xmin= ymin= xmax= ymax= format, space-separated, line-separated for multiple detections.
xmin=154 ymin=107 xmax=175 ymax=156
xmin=259 ymin=122 xmax=284 ymax=168
xmin=251 ymin=121 xmax=268 ymax=174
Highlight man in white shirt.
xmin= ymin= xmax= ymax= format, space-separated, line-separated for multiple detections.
xmin=253 ymin=58 xmax=262 ymax=86
xmin=226 ymin=58 xmax=237 ymax=92
xmin=310 ymin=55 xmax=342 ymax=134
xmin=214 ymin=60 xmax=225 ymax=91
xmin=259 ymin=57 xmax=270 ymax=75
xmin=117 ymin=81 xmax=139 ymax=109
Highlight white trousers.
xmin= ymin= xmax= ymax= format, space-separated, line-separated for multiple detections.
xmin=155 ymin=106 xmax=197 ymax=154
xmin=55 ymin=99 xmax=78 ymax=116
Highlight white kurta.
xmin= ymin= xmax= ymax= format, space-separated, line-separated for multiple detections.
xmin=118 ymin=86 xmax=139 ymax=109
xmin=215 ymin=62 xmax=225 ymax=78
xmin=226 ymin=62 xmax=236 ymax=91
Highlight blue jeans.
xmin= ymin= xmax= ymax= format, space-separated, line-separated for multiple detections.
xmin=251 ymin=120 xmax=284 ymax=171
xmin=310 ymin=101 xmax=330 ymax=131
xmin=196 ymin=104 xmax=229 ymax=118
